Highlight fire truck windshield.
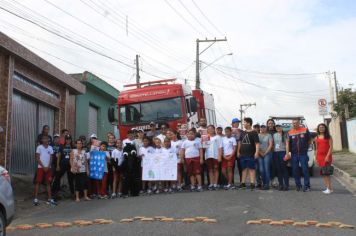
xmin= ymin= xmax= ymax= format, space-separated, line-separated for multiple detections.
xmin=119 ymin=97 xmax=183 ymax=124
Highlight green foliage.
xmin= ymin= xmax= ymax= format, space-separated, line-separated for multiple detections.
xmin=334 ymin=88 xmax=356 ymax=118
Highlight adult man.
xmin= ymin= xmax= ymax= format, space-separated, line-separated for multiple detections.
xmin=285 ymin=118 xmax=311 ymax=192
xmin=237 ymin=117 xmax=260 ymax=190
xmin=232 ymin=118 xmax=242 ymax=183
xmin=156 ymin=123 xmax=169 ymax=143
xmin=146 ymin=121 xmax=159 ymax=138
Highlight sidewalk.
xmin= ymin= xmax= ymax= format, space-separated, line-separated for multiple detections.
xmin=332 ymin=151 xmax=356 ymax=195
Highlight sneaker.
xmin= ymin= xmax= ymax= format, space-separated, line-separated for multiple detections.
xmin=257 ymin=183 xmax=262 ymax=189
xmin=278 ymin=185 xmax=284 ymax=191
xmin=263 ymin=185 xmax=270 ymax=191
xmin=213 ymin=184 xmax=219 ymax=190
xmin=118 ymin=192 xmax=122 ymax=198
xmin=139 ymin=190 xmax=144 ymax=195
xmin=322 ymin=189 xmax=331 ymax=194
xmin=229 ymin=185 xmax=236 ymax=190
xmin=283 ymin=186 xmax=289 ymax=191
xmin=111 ymin=193 xmax=117 ymax=199
xmin=33 ymin=198 xmax=40 ymax=206
xmin=155 ymin=189 xmax=160 ymax=194
xmin=177 ymin=187 xmax=183 ymax=192
xmin=224 ymin=184 xmax=231 ymax=190
xmin=296 ymin=186 xmax=302 ymax=192
xmin=99 ymin=195 xmax=108 ymax=199
xmin=250 ymin=184 xmax=255 ymax=191
xmin=197 ymin=186 xmax=203 ymax=192
xmin=303 ymin=187 xmax=311 ymax=192
xmin=168 ymin=188 xmax=173 ymax=194
xmin=190 ymin=186 xmax=196 ymax=192
xmin=208 ymin=184 xmax=214 ymax=191
xmin=163 ymin=188 xmax=169 ymax=193
xmin=239 ymin=183 xmax=246 ymax=189
xmin=147 ymin=189 xmax=152 ymax=195
xmin=47 ymin=199 xmax=58 ymax=206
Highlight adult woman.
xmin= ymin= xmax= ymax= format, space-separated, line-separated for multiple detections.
xmin=266 ymin=118 xmax=277 ymax=188
xmin=70 ymin=139 xmax=90 ymax=202
xmin=273 ymin=124 xmax=289 ymax=191
xmin=316 ymin=123 xmax=333 ymax=194
xmin=258 ymin=124 xmax=273 ymax=190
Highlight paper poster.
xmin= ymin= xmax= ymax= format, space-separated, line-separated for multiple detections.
xmin=142 ymin=152 xmax=177 ymax=181
xmin=89 ymin=150 xmax=106 ymax=180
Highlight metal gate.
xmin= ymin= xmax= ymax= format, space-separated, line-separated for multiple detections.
xmin=10 ymin=93 xmax=54 ymax=174
xmin=88 ymin=105 xmax=98 ymax=138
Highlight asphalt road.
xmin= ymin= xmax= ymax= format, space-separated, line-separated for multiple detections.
xmin=8 ymin=173 xmax=356 ymax=236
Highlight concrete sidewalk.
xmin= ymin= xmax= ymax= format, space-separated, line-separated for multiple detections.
xmin=332 ymin=151 xmax=356 ymax=195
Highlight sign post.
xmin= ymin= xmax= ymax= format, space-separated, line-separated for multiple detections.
xmin=318 ymin=98 xmax=328 ymax=121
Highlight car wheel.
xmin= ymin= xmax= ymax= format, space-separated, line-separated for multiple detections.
xmin=0 ymin=211 xmax=6 ymax=236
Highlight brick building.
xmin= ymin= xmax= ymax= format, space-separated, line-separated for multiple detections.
xmin=0 ymin=32 xmax=85 ymax=174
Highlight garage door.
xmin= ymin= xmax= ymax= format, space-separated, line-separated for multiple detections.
xmin=88 ymin=105 xmax=98 ymax=138
xmin=10 ymin=93 xmax=54 ymax=174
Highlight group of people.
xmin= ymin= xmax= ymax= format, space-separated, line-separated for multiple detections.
xmin=33 ymin=116 xmax=334 ymax=206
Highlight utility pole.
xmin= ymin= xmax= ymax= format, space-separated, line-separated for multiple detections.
xmin=333 ymin=71 xmax=338 ymax=103
xmin=135 ymin=54 xmax=140 ymax=88
xmin=239 ymin=103 xmax=256 ymax=129
xmin=195 ymin=37 xmax=227 ymax=89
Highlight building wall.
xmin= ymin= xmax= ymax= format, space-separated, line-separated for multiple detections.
xmin=347 ymin=118 xmax=356 ymax=154
xmin=75 ymin=84 xmax=116 ymax=141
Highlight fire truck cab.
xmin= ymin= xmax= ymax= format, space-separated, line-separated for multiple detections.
xmin=108 ymin=79 xmax=216 ymax=139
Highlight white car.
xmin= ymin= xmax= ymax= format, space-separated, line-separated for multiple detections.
xmin=0 ymin=166 xmax=15 ymax=236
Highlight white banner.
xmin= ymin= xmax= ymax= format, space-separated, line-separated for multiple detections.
xmin=142 ymin=152 xmax=177 ymax=181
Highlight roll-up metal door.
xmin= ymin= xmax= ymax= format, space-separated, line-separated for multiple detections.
xmin=11 ymin=93 xmax=37 ymax=174
xmin=10 ymin=93 xmax=55 ymax=174
xmin=88 ymin=105 xmax=98 ymax=137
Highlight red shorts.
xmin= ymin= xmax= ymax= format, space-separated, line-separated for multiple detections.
xmin=177 ymin=163 xmax=183 ymax=173
xmin=185 ymin=157 xmax=201 ymax=177
xmin=35 ymin=168 xmax=52 ymax=184
xmin=222 ymin=156 xmax=235 ymax=170
xmin=206 ymin=158 xmax=219 ymax=170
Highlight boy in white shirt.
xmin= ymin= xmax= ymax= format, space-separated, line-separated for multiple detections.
xmin=222 ymin=127 xmax=237 ymax=190
xmin=111 ymin=139 xmax=124 ymax=198
xmin=33 ymin=136 xmax=56 ymax=206
xmin=167 ymin=129 xmax=184 ymax=191
xmin=123 ymin=130 xmax=135 ymax=147
xmin=181 ymin=129 xmax=204 ymax=192
xmin=205 ymin=125 xmax=222 ymax=190
xmin=138 ymin=137 xmax=155 ymax=194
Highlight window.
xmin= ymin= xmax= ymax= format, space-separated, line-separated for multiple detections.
xmin=120 ymin=97 xmax=183 ymax=125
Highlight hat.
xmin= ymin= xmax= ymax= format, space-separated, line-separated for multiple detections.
xmin=65 ymin=134 xmax=72 ymax=139
xmin=138 ymin=128 xmax=144 ymax=132
xmin=149 ymin=121 xmax=155 ymax=126
xmin=260 ymin=123 xmax=267 ymax=127
xmin=232 ymin=118 xmax=240 ymax=123
xmin=90 ymin=133 xmax=97 ymax=139
xmin=131 ymin=128 xmax=138 ymax=131
xmin=216 ymin=124 xmax=223 ymax=129
xmin=53 ymin=133 xmax=60 ymax=138
xmin=275 ymin=122 xmax=282 ymax=127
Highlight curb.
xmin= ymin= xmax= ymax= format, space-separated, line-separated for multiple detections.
xmin=333 ymin=165 xmax=356 ymax=196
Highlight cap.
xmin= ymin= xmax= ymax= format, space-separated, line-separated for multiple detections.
xmin=131 ymin=127 xmax=138 ymax=131
xmin=138 ymin=128 xmax=144 ymax=132
xmin=149 ymin=121 xmax=155 ymax=126
xmin=53 ymin=133 xmax=60 ymax=138
xmin=260 ymin=123 xmax=267 ymax=127
xmin=65 ymin=134 xmax=72 ymax=139
xmin=232 ymin=118 xmax=240 ymax=123
xmin=275 ymin=122 xmax=282 ymax=127
xmin=90 ymin=133 xmax=97 ymax=139
xmin=216 ymin=124 xmax=223 ymax=129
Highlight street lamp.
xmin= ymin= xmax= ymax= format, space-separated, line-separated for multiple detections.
xmin=200 ymin=53 xmax=233 ymax=72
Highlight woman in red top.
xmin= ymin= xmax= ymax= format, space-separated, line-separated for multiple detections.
xmin=315 ymin=123 xmax=333 ymax=194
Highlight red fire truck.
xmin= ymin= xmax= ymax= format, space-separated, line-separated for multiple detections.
xmin=108 ymin=79 xmax=216 ymax=139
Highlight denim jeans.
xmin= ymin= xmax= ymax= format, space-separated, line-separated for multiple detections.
xmin=273 ymin=151 xmax=289 ymax=187
xmin=291 ymin=154 xmax=310 ymax=188
xmin=258 ymin=153 xmax=272 ymax=187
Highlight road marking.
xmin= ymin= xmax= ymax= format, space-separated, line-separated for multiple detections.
xmin=120 ymin=219 xmax=134 ymax=223
xmin=35 ymin=223 xmax=53 ymax=229
xmin=247 ymin=220 xmax=262 ymax=225
xmin=53 ymin=222 xmax=72 ymax=228
xmin=339 ymin=224 xmax=355 ymax=229
xmin=16 ymin=224 xmax=34 ymax=230
xmin=203 ymin=219 xmax=217 ymax=224
xmin=305 ymin=220 xmax=319 ymax=225
xmin=140 ymin=217 xmax=155 ymax=222
xmin=260 ymin=219 xmax=272 ymax=224
xmin=160 ymin=218 xmax=175 ymax=222
xmin=281 ymin=220 xmax=294 ymax=225
xmin=269 ymin=221 xmax=284 ymax=226
xmin=316 ymin=223 xmax=332 ymax=228
xmin=293 ymin=222 xmax=309 ymax=227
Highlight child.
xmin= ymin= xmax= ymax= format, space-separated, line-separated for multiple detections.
xmin=163 ymin=137 xmax=177 ymax=193
xmin=205 ymin=125 xmax=222 ymax=190
xmin=153 ymin=138 xmax=164 ymax=194
xmin=33 ymin=136 xmax=57 ymax=206
xmin=111 ymin=139 xmax=124 ymax=198
xmin=107 ymin=134 xmax=116 ymax=197
xmin=168 ymin=129 xmax=183 ymax=191
xmin=222 ymin=127 xmax=237 ymax=190
xmin=138 ymin=136 xmax=154 ymax=194
xmin=181 ymin=129 xmax=204 ymax=192
xmin=123 ymin=130 xmax=135 ymax=147
xmin=98 ymin=141 xmax=111 ymax=199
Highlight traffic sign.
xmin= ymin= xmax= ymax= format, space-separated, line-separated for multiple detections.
xmin=318 ymin=98 xmax=328 ymax=116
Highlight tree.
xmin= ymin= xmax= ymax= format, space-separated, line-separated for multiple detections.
xmin=334 ymin=88 xmax=356 ymax=119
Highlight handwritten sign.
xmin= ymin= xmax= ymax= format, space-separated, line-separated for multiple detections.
xmin=142 ymin=152 xmax=177 ymax=181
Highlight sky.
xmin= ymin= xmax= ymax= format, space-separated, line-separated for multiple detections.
xmin=0 ymin=0 xmax=355 ymax=129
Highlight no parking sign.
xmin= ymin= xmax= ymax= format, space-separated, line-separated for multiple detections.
xmin=318 ymin=98 xmax=328 ymax=116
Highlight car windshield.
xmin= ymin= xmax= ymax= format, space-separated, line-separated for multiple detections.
xmin=120 ymin=97 xmax=183 ymax=124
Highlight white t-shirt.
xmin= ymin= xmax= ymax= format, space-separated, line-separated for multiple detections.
xmin=123 ymin=138 xmax=134 ymax=147
xmin=181 ymin=139 xmax=202 ymax=159
xmin=154 ymin=147 xmax=164 ymax=154
xmin=36 ymin=145 xmax=54 ymax=168
xmin=171 ymin=140 xmax=183 ymax=163
xmin=139 ymin=146 xmax=155 ymax=167
xmin=112 ymin=148 xmax=124 ymax=167
xmin=205 ymin=135 xmax=222 ymax=160
xmin=222 ymin=136 xmax=237 ymax=156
